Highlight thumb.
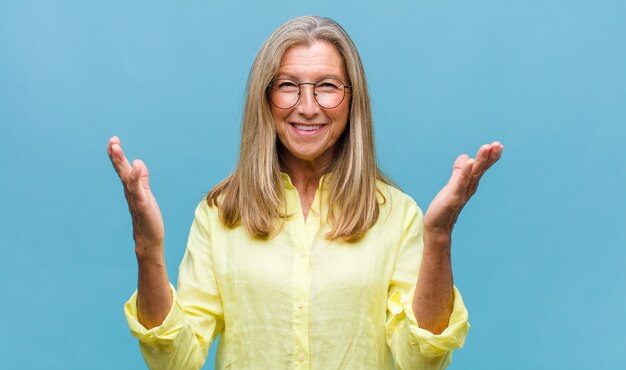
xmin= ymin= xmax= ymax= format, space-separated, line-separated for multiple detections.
xmin=126 ymin=160 xmax=146 ymax=200
xmin=447 ymin=154 xmax=470 ymax=186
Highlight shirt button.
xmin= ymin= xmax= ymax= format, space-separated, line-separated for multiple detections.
xmin=401 ymin=297 xmax=409 ymax=305
xmin=297 ymin=302 xmax=304 ymax=309
xmin=298 ymin=354 xmax=305 ymax=362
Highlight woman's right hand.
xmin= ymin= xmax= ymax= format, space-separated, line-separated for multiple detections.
xmin=107 ymin=136 xmax=165 ymax=258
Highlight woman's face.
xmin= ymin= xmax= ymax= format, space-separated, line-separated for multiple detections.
xmin=271 ymin=40 xmax=350 ymax=168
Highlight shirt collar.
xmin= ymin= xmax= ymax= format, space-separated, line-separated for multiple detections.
xmin=280 ymin=172 xmax=333 ymax=190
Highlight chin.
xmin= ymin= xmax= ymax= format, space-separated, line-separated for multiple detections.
xmin=293 ymin=151 xmax=322 ymax=162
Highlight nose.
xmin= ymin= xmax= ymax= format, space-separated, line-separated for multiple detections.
xmin=296 ymin=83 xmax=319 ymax=115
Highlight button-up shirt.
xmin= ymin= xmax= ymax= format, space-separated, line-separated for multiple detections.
xmin=125 ymin=174 xmax=469 ymax=369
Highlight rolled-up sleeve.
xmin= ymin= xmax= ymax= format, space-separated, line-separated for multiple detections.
xmin=385 ymin=201 xmax=470 ymax=370
xmin=124 ymin=201 xmax=224 ymax=370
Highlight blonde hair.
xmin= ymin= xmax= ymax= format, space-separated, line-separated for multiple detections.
xmin=207 ymin=15 xmax=392 ymax=241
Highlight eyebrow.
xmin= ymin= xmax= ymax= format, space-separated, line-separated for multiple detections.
xmin=276 ymin=72 xmax=347 ymax=82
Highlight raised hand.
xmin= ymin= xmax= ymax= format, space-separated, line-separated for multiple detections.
xmin=108 ymin=136 xmax=171 ymax=328
xmin=107 ymin=136 xmax=165 ymax=257
xmin=423 ymin=141 xmax=504 ymax=237
xmin=412 ymin=142 xmax=503 ymax=333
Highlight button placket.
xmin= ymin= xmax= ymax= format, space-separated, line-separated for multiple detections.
xmin=286 ymin=177 xmax=326 ymax=369
xmin=293 ymin=242 xmax=310 ymax=367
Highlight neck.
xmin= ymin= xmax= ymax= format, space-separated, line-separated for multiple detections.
xmin=280 ymin=149 xmax=333 ymax=220
xmin=281 ymin=154 xmax=330 ymax=193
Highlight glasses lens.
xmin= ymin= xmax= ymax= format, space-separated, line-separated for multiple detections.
xmin=269 ymin=78 xmax=348 ymax=109
xmin=270 ymin=79 xmax=299 ymax=109
xmin=315 ymin=79 xmax=346 ymax=109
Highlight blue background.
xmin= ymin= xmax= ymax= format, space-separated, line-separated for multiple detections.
xmin=1 ymin=1 xmax=624 ymax=369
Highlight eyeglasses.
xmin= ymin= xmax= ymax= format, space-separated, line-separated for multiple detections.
xmin=268 ymin=78 xmax=351 ymax=109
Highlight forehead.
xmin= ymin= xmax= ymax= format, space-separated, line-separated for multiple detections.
xmin=278 ymin=40 xmax=346 ymax=80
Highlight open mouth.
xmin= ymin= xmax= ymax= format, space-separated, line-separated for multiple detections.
xmin=291 ymin=123 xmax=326 ymax=134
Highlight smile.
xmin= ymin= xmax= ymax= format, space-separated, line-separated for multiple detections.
xmin=290 ymin=123 xmax=326 ymax=134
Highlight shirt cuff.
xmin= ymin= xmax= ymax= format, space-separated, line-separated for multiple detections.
xmin=387 ymin=285 xmax=470 ymax=358
xmin=124 ymin=283 xmax=185 ymax=348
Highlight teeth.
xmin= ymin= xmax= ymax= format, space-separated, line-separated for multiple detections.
xmin=294 ymin=124 xmax=322 ymax=131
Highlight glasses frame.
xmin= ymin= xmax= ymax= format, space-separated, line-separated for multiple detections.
xmin=267 ymin=78 xmax=352 ymax=110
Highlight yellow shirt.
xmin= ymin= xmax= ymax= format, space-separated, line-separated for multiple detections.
xmin=125 ymin=174 xmax=469 ymax=369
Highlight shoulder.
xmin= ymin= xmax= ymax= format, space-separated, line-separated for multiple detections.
xmin=376 ymin=181 xmax=423 ymax=222
xmin=192 ymin=197 xmax=223 ymax=229
xmin=376 ymin=181 xmax=422 ymax=212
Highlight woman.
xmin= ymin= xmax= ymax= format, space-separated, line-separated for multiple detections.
xmin=108 ymin=16 xmax=502 ymax=369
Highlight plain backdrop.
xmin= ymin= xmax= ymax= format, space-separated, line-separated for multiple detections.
xmin=1 ymin=1 xmax=624 ymax=369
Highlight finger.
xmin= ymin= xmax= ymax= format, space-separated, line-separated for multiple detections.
xmin=459 ymin=158 xmax=474 ymax=188
xmin=127 ymin=160 xmax=142 ymax=191
xmin=125 ymin=160 xmax=148 ymax=204
xmin=470 ymin=144 xmax=490 ymax=179
xmin=107 ymin=136 xmax=121 ymax=156
xmin=450 ymin=157 xmax=474 ymax=196
xmin=466 ymin=145 xmax=489 ymax=195
xmin=108 ymin=138 xmax=132 ymax=181
xmin=482 ymin=142 xmax=504 ymax=173
xmin=129 ymin=159 xmax=154 ymax=199
xmin=468 ymin=143 xmax=497 ymax=190
xmin=448 ymin=154 xmax=470 ymax=185
xmin=135 ymin=159 xmax=152 ymax=190
xmin=453 ymin=154 xmax=470 ymax=169
xmin=491 ymin=142 xmax=504 ymax=161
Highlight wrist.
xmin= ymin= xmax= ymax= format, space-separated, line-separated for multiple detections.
xmin=423 ymin=214 xmax=456 ymax=236
xmin=423 ymin=223 xmax=452 ymax=239
xmin=423 ymin=229 xmax=452 ymax=252
xmin=135 ymin=243 xmax=165 ymax=263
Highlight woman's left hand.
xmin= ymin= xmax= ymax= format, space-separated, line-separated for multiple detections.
xmin=423 ymin=141 xmax=504 ymax=237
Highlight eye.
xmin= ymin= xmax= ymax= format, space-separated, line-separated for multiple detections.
xmin=316 ymin=79 xmax=342 ymax=92
xmin=275 ymin=79 xmax=299 ymax=92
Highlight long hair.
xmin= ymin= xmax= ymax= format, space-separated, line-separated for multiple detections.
xmin=207 ymin=15 xmax=392 ymax=241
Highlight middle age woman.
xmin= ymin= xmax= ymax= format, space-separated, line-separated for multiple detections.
xmin=110 ymin=15 xmax=503 ymax=369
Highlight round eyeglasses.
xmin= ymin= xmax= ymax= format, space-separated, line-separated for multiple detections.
xmin=268 ymin=78 xmax=351 ymax=109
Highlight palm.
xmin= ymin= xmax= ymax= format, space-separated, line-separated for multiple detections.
xmin=424 ymin=142 xmax=503 ymax=235
xmin=108 ymin=137 xmax=164 ymax=248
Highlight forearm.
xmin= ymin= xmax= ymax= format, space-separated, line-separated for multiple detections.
xmin=136 ymin=244 xmax=173 ymax=329
xmin=412 ymin=231 xmax=454 ymax=334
